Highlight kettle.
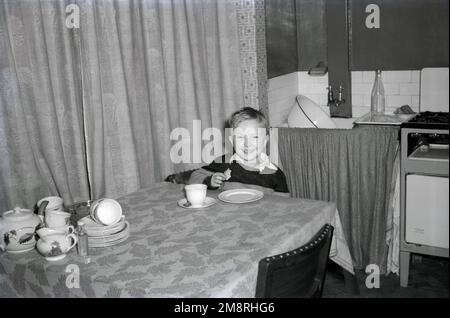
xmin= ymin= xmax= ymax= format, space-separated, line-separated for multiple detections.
xmin=0 ymin=207 xmax=43 ymax=253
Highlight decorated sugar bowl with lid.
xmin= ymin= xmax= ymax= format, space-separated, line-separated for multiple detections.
xmin=0 ymin=207 xmax=42 ymax=253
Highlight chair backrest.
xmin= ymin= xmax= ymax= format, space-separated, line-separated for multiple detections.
xmin=255 ymin=223 xmax=334 ymax=298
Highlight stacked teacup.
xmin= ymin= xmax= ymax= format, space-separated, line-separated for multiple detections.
xmin=80 ymin=199 xmax=129 ymax=248
xmin=89 ymin=199 xmax=123 ymax=226
xmin=35 ymin=197 xmax=77 ymax=261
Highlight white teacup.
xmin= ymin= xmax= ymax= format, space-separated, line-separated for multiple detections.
xmin=38 ymin=196 xmax=64 ymax=212
xmin=185 ymin=184 xmax=207 ymax=207
xmin=45 ymin=210 xmax=71 ymax=228
xmin=90 ymin=198 xmax=123 ymax=226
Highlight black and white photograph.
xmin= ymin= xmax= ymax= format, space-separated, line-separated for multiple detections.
xmin=0 ymin=0 xmax=448 ymax=303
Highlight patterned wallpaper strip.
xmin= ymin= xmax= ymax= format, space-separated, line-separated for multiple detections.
xmin=235 ymin=0 xmax=269 ymax=121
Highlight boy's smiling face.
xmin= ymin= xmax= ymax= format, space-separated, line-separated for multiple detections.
xmin=231 ymin=119 xmax=268 ymax=164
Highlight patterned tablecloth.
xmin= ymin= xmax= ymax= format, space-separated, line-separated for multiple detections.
xmin=0 ymin=182 xmax=354 ymax=298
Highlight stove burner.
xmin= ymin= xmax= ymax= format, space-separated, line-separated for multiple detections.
xmin=409 ymin=111 xmax=449 ymax=124
xmin=402 ymin=111 xmax=449 ymax=129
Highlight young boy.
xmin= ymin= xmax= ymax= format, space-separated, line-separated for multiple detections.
xmin=188 ymin=107 xmax=289 ymax=194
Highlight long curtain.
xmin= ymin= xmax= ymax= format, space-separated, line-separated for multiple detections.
xmin=0 ymin=0 xmax=244 ymax=212
xmin=0 ymin=0 xmax=90 ymax=213
xmin=77 ymin=0 xmax=244 ymax=199
xmin=277 ymin=126 xmax=399 ymax=274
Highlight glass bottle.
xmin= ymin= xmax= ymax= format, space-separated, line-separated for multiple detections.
xmin=77 ymin=221 xmax=89 ymax=257
xmin=371 ymin=70 xmax=386 ymax=114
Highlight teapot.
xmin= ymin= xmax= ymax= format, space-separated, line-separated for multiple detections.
xmin=0 ymin=207 xmax=42 ymax=253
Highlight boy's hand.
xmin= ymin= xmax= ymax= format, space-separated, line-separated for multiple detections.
xmin=210 ymin=172 xmax=227 ymax=188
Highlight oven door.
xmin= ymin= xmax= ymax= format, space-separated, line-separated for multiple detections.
xmin=406 ymin=174 xmax=449 ymax=249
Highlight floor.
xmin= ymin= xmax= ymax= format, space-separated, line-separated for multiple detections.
xmin=323 ymin=254 xmax=449 ymax=298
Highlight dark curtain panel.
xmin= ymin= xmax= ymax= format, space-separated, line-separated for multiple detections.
xmin=278 ymin=126 xmax=399 ymax=273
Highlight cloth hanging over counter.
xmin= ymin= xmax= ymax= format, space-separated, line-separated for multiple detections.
xmin=277 ymin=126 xmax=399 ymax=274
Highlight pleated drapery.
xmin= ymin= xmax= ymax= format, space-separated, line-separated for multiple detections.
xmin=0 ymin=0 xmax=244 ymax=212
xmin=277 ymin=126 xmax=400 ymax=273
xmin=0 ymin=0 xmax=90 ymax=211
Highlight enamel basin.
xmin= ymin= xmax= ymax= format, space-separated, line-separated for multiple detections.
xmin=287 ymin=95 xmax=337 ymax=129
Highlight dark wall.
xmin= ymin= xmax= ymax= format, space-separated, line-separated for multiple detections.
xmin=266 ymin=0 xmax=328 ymax=78
xmin=296 ymin=0 xmax=327 ymax=71
xmin=350 ymin=0 xmax=449 ymax=70
xmin=266 ymin=0 xmax=449 ymax=79
xmin=265 ymin=0 xmax=298 ymax=78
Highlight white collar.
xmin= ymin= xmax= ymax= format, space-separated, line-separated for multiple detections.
xmin=229 ymin=153 xmax=278 ymax=172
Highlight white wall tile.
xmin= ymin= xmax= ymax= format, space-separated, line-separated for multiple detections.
xmin=298 ymin=72 xmax=329 ymax=84
xmin=300 ymin=94 xmax=321 ymax=105
xmin=411 ymin=71 xmax=421 ymax=83
xmin=268 ymin=85 xmax=298 ymax=104
xmin=268 ymin=98 xmax=296 ymax=127
xmin=298 ymin=84 xmax=328 ymax=95
xmin=363 ymin=95 xmax=372 ymax=107
xmin=363 ymin=71 xmax=375 ymax=83
xmin=352 ymin=83 xmax=373 ymax=95
xmin=385 ymin=70 xmax=411 ymax=83
xmin=399 ymin=83 xmax=420 ymax=95
xmin=319 ymin=95 xmax=328 ymax=107
xmin=384 ymin=83 xmax=400 ymax=95
xmin=314 ymin=75 xmax=329 ymax=84
xmin=352 ymin=94 xmax=364 ymax=107
xmin=387 ymin=95 xmax=412 ymax=107
xmin=411 ymin=95 xmax=420 ymax=110
xmin=268 ymin=73 xmax=298 ymax=92
xmin=352 ymin=71 xmax=363 ymax=83
xmin=353 ymin=106 xmax=370 ymax=117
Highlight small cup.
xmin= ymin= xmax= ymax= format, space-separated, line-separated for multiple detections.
xmin=38 ymin=196 xmax=64 ymax=212
xmin=90 ymin=198 xmax=122 ymax=226
xmin=45 ymin=210 xmax=71 ymax=228
xmin=185 ymin=184 xmax=207 ymax=207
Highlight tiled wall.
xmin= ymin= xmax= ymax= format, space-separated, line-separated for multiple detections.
xmin=267 ymin=72 xmax=330 ymax=127
xmin=267 ymin=72 xmax=299 ymax=127
xmin=351 ymin=70 xmax=421 ymax=116
xmin=267 ymin=70 xmax=421 ymax=127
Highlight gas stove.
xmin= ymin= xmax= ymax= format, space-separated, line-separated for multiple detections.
xmin=399 ymin=110 xmax=449 ymax=288
xmin=401 ymin=111 xmax=449 ymax=129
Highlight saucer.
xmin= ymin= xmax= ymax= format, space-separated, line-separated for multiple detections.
xmin=45 ymin=254 xmax=67 ymax=261
xmin=177 ymin=197 xmax=217 ymax=209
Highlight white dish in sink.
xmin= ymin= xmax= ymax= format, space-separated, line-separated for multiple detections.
xmin=287 ymin=95 xmax=337 ymax=129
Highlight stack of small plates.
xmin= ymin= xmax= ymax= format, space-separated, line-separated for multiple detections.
xmin=79 ymin=215 xmax=130 ymax=248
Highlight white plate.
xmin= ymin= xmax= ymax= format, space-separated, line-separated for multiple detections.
xmin=88 ymin=221 xmax=130 ymax=244
xmin=218 ymin=189 xmax=264 ymax=204
xmin=85 ymin=223 xmax=126 ymax=237
xmin=80 ymin=215 xmax=125 ymax=231
xmin=83 ymin=218 xmax=127 ymax=237
xmin=89 ymin=233 xmax=129 ymax=248
xmin=177 ymin=197 xmax=217 ymax=209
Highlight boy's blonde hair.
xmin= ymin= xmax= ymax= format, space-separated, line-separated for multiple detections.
xmin=228 ymin=107 xmax=269 ymax=132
